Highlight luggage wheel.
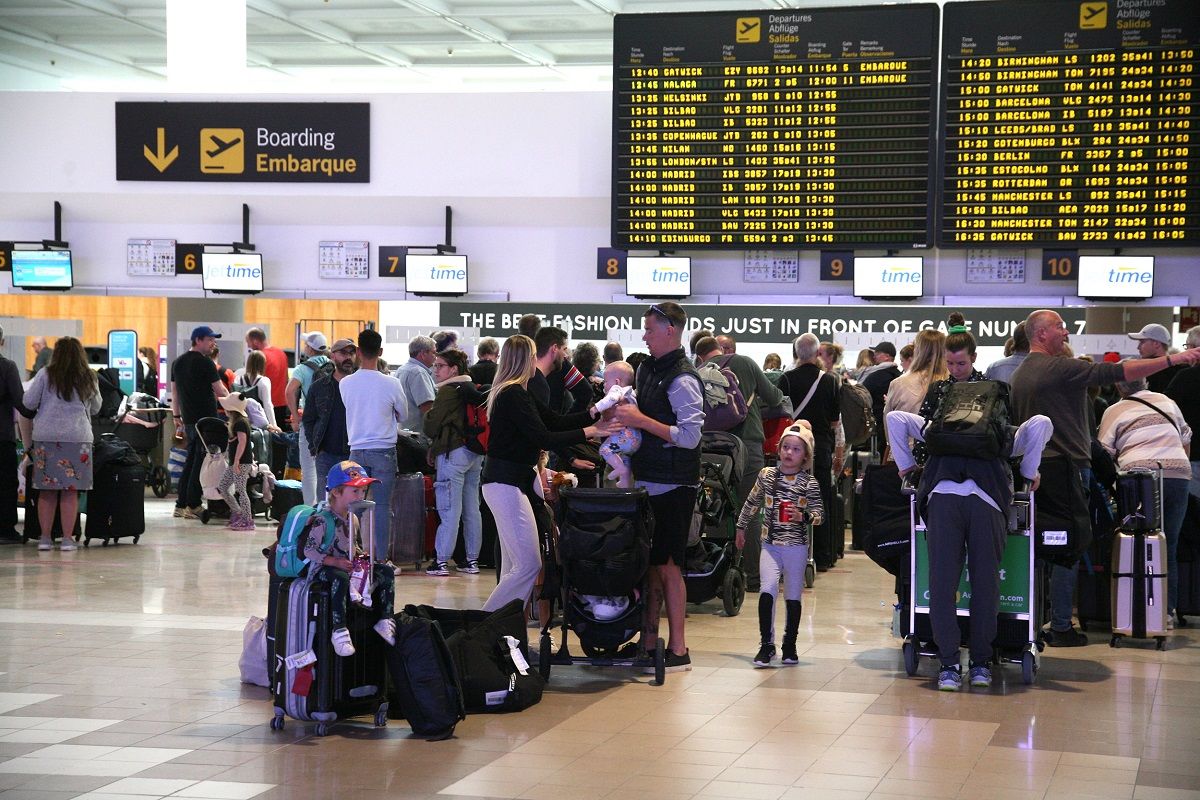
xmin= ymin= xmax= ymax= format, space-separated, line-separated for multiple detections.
xmin=270 ymin=713 xmax=284 ymax=731
xmin=804 ymin=562 xmax=815 ymax=589
xmin=1021 ymin=650 xmax=1036 ymax=685
xmin=653 ymin=636 xmax=666 ymax=686
xmin=1155 ymin=637 xmax=1166 ymax=651
xmin=315 ymin=722 xmax=330 ymax=737
xmin=374 ymin=704 xmax=388 ymax=727
xmin=1110 ymin=635 xmax=1121 ymax=648
xmin=901 ymin=637 xmax=918 ymax=677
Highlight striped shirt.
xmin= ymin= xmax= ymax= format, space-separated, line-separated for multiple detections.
xmin=736 ymin=467 xmax=824 ymax=547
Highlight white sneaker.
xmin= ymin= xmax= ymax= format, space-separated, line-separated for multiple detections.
xmin=1167 ymin=611 xmax=1176 ymax=631
xmin=37 ymin=539 xmax=52 ymax=551
xmin=374 ymin=617 xmax=396 ymax=646
xmin=331 ymin=627 xmax=356 ymax=657
xmin=58 ymin=538 xmax=77 ymax=552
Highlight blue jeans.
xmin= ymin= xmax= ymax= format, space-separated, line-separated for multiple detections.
xmin=315 ymin=450 xmax=345 ymax=502
xmin=349 ymin=447 xmax=396 ymax=558
xmin=1048 ymin=466 xmax=1092 ymax=632
xmin=433 ymin=446 xmax=484 ymax=564
xmin=1163 ymin=477 xmax=1190 ymax=613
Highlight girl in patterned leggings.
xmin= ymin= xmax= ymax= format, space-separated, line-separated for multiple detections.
xmin=736 ymin=421 xmax=824 ymax=668
xmin=217 ymin=394 xmax=255 ymax=531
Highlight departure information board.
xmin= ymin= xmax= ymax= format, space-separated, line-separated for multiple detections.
xmin=612 ymin=6 xmax=939 ymax=250
xmin=940 ymin=0 xmax=1199 ymax=247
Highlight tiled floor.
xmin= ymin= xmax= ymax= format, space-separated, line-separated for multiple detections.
xmin=1 ymin=498 xmax=1198 ymax=800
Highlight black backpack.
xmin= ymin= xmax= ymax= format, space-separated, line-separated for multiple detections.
xmin=923 ymin=380 xmax=1011 ymax=460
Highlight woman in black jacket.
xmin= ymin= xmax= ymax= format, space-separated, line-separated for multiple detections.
xmin=481 ymin=335 xmax=615 ymax=612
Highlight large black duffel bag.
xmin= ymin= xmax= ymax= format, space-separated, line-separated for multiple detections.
xmin=405 ymin=600 xmax=544 ymax=714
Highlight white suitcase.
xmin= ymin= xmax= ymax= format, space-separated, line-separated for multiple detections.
xmin=1110 ymin=530 xmax=1169 ymax=649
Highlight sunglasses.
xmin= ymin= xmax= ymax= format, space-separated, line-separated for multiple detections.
xmin=647 ymin=304 xmax=674 ymax=324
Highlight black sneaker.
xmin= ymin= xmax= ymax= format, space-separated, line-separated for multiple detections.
xmin=752 ymin=643 xmax=776 ymax=668
xmin=664 ymin=649 xmax=692 ymax=673
xmin=425 ymin=561 xmax=450 ymax=576
xmin=781 ymin=642 xmax=799 ymax=665
xmin=1045 ymin=626 xmax=1088 ymax=647
xmin=456 ymin=560 xmax=480 ymax=574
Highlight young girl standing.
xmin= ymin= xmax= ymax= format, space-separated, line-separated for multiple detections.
xmin=736 ymin=421 xmax=824 ymax=667
xmin=218 ymin=393 xmax=255 ymax=531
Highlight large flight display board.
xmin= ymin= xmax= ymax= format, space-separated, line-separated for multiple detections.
xmin=612 ymin=6 xmax=939 ymax=250
xmin=940 ymin=0 xmax=1199 ymax=247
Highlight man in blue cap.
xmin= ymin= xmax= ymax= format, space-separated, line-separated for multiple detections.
xmin=170 ymin=326 xmax=229 ymax=519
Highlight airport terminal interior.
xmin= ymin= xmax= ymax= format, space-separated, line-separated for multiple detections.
xmin=2 ymin=0 xmax=1200 ymax=798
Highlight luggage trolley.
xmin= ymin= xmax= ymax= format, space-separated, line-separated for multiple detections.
xmin=900 ymin=475 xmax=1044 ymax=685
xmin=112 ymin=392 xmax=172 ymax=498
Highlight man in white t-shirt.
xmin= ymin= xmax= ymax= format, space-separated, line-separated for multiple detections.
xmin=339 ymin=329 xmax=406 ymax=557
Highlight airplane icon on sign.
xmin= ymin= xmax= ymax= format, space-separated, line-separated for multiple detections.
xmin=206 ymin=134 xmax=241 ymax=158
xmin=739 ymin=19 xmax=759 ymax=35
xmin=1082 ymin=5 xmax=1103 ymax=20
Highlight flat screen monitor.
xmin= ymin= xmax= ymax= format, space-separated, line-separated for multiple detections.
xmin=11 ymin=249 xmax=73 ymax=291
xmin=1077 ymin=256 xmax=1154 ymax=300
xmin=405 ymin=254 xmax=468 ymax=296
xmin=626 ymin=256 xmax=691 ymax=298
xmin=202 ymin=252 xmax=264 ymax=294
xmin=853 ymin=256 xmax=924 ymax=299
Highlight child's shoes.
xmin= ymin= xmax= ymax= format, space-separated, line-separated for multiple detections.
xmin=332 ymin=627 xmax=356 ymax=657
xmin=374 ymin=617 xmax=396 ymax=646
xmin=752 ymin=643 xmax=776 ymax=668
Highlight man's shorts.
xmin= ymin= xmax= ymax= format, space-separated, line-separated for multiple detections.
xmin=647 ymin=485 xmax=698 ymax=567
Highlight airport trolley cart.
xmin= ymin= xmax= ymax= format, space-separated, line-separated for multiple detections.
xmin=900 ymin=476 xmax=1044 ymax=685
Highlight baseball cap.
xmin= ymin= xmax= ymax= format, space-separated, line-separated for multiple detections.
xmin=326 ymin=460 xmax=381 ymax=492
xmin=302 ymin=331 xmax=328 ymax=352
xmin=871 ymin=341 xmax=897 ymax=359
xmin=190 ymin=325 xmax=222 ymax=341
xmin=329 ymin=337 xmax=356 ymax=353
xmin=1128 ymin=323 xmax=1171 ymax=347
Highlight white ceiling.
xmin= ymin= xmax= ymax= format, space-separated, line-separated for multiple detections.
xmin=0 ymin=0 xmax=922 ymax=92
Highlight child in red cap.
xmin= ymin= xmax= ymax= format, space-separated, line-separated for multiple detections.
xmin=304 ymin=460 xmax=396 ymax=656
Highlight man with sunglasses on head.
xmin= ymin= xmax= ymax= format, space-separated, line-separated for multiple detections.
xmin=612 ymin=302 xmax=705 ymax=672
xmin=302 ymin=338 xmax=359 ymax=502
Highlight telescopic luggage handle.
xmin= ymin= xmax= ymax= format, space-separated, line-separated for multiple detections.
xmin=349 ymin=498 xmax=377 ymax=592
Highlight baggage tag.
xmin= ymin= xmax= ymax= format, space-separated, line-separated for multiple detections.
xmin=286 ymin=649 xmax=317 ymax=670
xmin=291 ymin=664 xmax=314 ymax=697
xmin=503 ymin=635 xmax=530 ymax=676
xmin=1042 ymin=530 xmax=1068 ymax=547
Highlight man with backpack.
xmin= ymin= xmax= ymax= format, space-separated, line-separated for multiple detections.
xmin=285 ymin=331 xmax=331 ymax=505
xmin=696 ymin=336 xmax=784 ymax=589
xmin=861 ymin=341 xmax=902 ymax=452
xmin=887 ymin=390 xmax=1052 ymax=691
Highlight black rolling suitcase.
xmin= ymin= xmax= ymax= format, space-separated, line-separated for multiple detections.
xmin=451 ymin=494 xmax=499 ymax=569
xmin=22 ymin=466 xmax=82 ymax=543
xmin=269 ymin=577 xmax=389 ymax=736
xmin=84 ymin=464 xmax=146 ymax=546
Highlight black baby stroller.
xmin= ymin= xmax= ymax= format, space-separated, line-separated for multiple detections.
xmin=195 ymin=416 xmax=270 ymax=524
xmin=112 ymin=392 xmax=172 ymax=498
xmin=684 ymin=431 xmax=748 ymax=616
xmin=538 ymin=487 xmax=667 ymax=685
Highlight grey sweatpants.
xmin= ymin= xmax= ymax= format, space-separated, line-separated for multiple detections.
xmin=759 ymin=541 xmax=808 ymax=643
xmin=924 ymin=492 xmax=1006 ymax=666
